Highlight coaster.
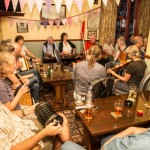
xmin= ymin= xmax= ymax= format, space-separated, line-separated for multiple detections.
xmin=144 ymin=103 xmax=150 ymax=109
xmin=75 ymin=101 xmax=84 ymax=106
xmin=111 ymin=112 xmax=122 ymax=118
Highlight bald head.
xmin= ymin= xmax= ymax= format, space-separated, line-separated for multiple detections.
xmin=133 ymin=36 xmax=143 ymax=47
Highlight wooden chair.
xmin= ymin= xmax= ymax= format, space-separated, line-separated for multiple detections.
xmin=19 ymin=92 xmax=33 ymax=106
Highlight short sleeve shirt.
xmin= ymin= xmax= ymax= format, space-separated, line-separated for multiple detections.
xmin=126 ymin=60 xmax=147 ymax=86
xmin=104 ymin=128 xmax=150 ymax=150
xmin=0 ymin=80 xmax=21 ymax=110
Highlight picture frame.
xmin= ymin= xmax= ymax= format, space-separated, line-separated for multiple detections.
xmin=87 ymin=31 xmax=97 ymax=39
xmin=40 ymin=4 xmax=66 ymax=25
xmin=87 ymin=13 xmax=100 ymax=30
xmin=16 ymin=22 xmax=29 ymax=33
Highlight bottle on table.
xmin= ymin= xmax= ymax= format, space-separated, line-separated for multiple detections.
xmin=47 ymin=65 xmax=51 ymax=77
xmin=125 ymin=84 xmax=138 ymax=107
xmin=85 ymin=90 xmax=94 ymax=119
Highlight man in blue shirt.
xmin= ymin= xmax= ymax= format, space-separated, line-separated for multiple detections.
xmin=102 ymin=126 xmax=150 ymax=150
xmin=43 ymin=36 xmax=58 ymax=57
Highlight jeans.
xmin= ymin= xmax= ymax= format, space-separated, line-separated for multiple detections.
xmin=19 ymin=69 xmax=43 ymax=88
xmin=61 ymin=141 xmax=85 ymax=150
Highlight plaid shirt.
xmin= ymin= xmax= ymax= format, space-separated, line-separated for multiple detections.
xmin=0 ymin=103 xmax=44 ymax=150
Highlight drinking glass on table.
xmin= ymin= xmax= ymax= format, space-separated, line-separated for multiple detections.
xmin=114 ymin=99 xmax=123 ymax=116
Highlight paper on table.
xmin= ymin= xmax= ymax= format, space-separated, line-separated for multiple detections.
xmin=144 ymin=103 xmax=150 ymax=109
xmin=111 ymin=112 xmax=122 ymax=118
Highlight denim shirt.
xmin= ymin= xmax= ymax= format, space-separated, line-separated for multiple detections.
xmin=104 ymin=128 xmax=150 ymax=150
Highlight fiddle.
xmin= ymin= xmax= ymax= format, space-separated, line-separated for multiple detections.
xmin=111 ymin=59 xmax=132 ymax=71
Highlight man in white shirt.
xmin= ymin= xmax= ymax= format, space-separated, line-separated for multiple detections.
xmin=15 ymin=35 xmax=40 ymax=63
xmin=43 ymin=36 xmax=58 ymax=57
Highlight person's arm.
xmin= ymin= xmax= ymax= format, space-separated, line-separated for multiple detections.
xmin=11 ymin=122 xmax=62 ymax=150
xmin=43 ymin=45 xmax=47 ymax=54
xmin=59 ymin=42 xmax=63 ymax=53
xmin=68 ymin=40 xmax=76 ymax=49
xmin=107 ymin=70 xmax=131 ymax=83
xmin=4 ymin=84 xmax=29 ymax=110
xmin=11 ymin=105 xmax=36 ymax=117
xmin=19 ymin=52 xmax=30 ymax=61
xmin=24 ymin=48 xmax=36 ymax=59
xmin=102 ymin=127 xmax=148 ymax=148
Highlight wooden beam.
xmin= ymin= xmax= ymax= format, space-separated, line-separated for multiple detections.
xmin=0 ymin=11 xmax=25 ymax=16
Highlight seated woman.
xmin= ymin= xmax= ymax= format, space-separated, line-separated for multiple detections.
xmin=0 ymin=51 xmax=70 ymax=149
xmin=107 ymin=45 xmax=147 ymax=92
xmin=73 ymin=45 xmax=106 ymax=102
xmin=59 ymin=32 xmax=76 ymax=55
xmin=0 ymin=43 xmax=41 ymax=103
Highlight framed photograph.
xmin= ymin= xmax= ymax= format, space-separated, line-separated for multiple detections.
xmin=40 ymin=4 xmax=66 ymax=25
xmin=16 ymin=22 xmax=29 ymax=33
xmin=87 ymin=31 xmax=97 ymax=39
xmin=87 ymin=13 xmax=100 ymax=30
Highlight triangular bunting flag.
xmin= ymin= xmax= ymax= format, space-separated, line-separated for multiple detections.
xmin=85 ymin=12 xmax=89 ymax=17
xmin=45 ymin=0 xmax=52 ymax=10
xmin=64 ymin=0 xmax=73 ymax=13
xmin=8 ymin=18 xmax=15 ymax=27
xmin=42 ymin=21 xmax=48 ymax=29
xmin=54 ymin=0 xmax=63 ymax=14
xmin=12 ymin=0 xmax=18 ymax=12
xmin=67 ymin=17 xmax=72 ymax=25
xmin=5 ymin=0 xmax=10 ymax=11
xmin=48 ymin=20 xmax=54 ymax=28
xmin=61 ymin=19 xmax=67 ymax=26
xmin=115 ymin=0 xmax=120 ymax=6
xmin=75 ymin=0 xmax=83 ymax=13
xmin=28 ymin=21 xmax=35 ymax=30
xmin=87 ymin=0 xmax=94 ymax=10
xmin=55 ymin=20 xmax=60 ymax=27
xmin=36 ymin=21 xmax=41 ymax=30
xmin=102 ymin=0 xmax=108 ymax=6
xmin=19 ymin=0 xmax=26 ymax=12
xmin=97 ymin=8 xmax=101 ymax=13
xmin=35 ymin=0 xmax=43 ymax=13
xmin=73 ymin=16 xmax=78 ymax=24
xmin=26 ymin=0 xmax=35 ymax=14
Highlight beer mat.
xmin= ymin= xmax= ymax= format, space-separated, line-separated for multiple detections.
xmin=111 ymin=112 xmax=122 ymax=118
xmin=144 ymin=103 xmax=150 ymax=108
xmin=75 ymin=101 xmax=84 ymax=106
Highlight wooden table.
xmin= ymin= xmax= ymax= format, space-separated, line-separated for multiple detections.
xmin=37 ymin=63 xmax=72 ymax=108
xmin=76 ymin=91 xmax=150 ymax=150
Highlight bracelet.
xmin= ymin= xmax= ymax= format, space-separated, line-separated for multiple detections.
xmin=21 ymin=109 xmax=26 ymax=116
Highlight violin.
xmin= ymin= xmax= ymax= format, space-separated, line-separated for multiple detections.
xmin=111 ymin=59 xmax=132 ymax=71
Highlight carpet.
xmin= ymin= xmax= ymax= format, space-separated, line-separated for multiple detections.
xmin=39 ymin=81 xmax=84 ymax=144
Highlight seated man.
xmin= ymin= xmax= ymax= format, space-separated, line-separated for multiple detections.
xmin=84 ymin=35 xmax=96 ymax=53
xmin=102 ymin=126 xmax=150 ymax=150
xmin=43 ymin=36 xmax=58 ymax=57
xmin=15 ymin=35 xmax=40 ymax=63
xmin=0 ymin=102 xmax=70 ymax=150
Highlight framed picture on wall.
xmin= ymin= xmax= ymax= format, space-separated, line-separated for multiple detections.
xmin=16 ymin=22 xmax=29 ymax=33
xmin=87 ymin=31 xmax=97 ymax=39
xmin=87 ymin=13 xmax=100 ymax=30
xmin=40 ymin=4 xmax=66 ymax=25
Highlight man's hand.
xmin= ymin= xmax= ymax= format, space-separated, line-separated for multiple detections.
xmin=22 ymin=78 xmax=30 ymax=85
xmin=43 ymin=122 xmax=62 ymax=136
xmin=18 ymin=84 xmax=29 ymax=96
xmin=107 ymin=69 xmax=115 ymax=75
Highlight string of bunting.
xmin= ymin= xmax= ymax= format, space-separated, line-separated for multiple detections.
xmin=4 ymin=6 xmax=101 ymax=29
